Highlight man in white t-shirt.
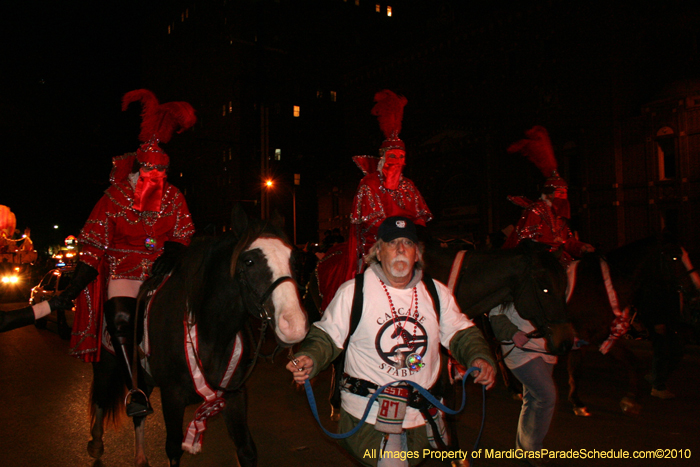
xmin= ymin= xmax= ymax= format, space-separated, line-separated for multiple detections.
xmin=287 ymin=216 xmax=495 ymax=467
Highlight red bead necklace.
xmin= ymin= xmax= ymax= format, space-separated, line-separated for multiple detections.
xmin=380 ymin=279 xmax=419 ymax=349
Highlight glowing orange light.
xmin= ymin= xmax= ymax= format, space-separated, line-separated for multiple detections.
xmin=265 ymin=180 xmax=274 ymax=188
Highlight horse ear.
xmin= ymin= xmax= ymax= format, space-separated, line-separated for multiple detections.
xmin=269 ymin=209 xmax=285 ymax=230
xmin=230 ymin=204 xmax=249 ymax=236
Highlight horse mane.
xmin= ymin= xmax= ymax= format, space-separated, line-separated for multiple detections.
xmin=182 ymin=220 xmax=289 ymax=325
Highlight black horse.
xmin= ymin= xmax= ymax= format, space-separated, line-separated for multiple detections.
xmin=565 ymin=235 xmax=700 ymax=416
xmin=87 ymin=209 xmax=308 ymax=467
xmin=422 ymin=238 xmax=573 ymax=356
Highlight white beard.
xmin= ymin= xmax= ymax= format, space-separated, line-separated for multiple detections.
xmin=388 ymin=257 xmax=411 ymax=278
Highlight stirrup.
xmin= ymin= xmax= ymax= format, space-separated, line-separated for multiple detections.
xmin=125 ymin=388 xmax=153 ymax=417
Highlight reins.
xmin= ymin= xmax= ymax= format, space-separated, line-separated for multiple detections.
xmin=302 ymin=366 xmax=487 ymax=450
xmin=215 ymin=273 xmax=297 ymax=392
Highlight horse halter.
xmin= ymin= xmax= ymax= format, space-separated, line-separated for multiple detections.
xmin=237 ymin=271 xmax=298 ymax=322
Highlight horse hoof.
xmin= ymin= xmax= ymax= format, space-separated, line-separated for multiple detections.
xmin=620 ymin=397 xmax=642 ymax=415
xmin=573 ymin=406 xmax=592 ymax=417
xmin=330 ymin=407 xmax=341 ymax=422
xmin=87 ymin=439 xmax=104 ymax=459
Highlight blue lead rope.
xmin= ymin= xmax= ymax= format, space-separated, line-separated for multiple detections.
xmin=304 ymin=366 xmax=486 ymax=449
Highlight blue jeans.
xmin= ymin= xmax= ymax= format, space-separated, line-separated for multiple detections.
xmin=510 ymin=357 xmax=557 ymax=451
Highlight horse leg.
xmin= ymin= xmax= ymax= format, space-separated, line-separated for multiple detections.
xmin=607 ymin=342 xmax=642 ymax=415
xmin=133 ymin=415 xmax=150 ymax=467
xmin=89 ymin=352 xmax=127 ymax=458
xmin=88 ymin=405 xmax=105 ymax=459
xmin=160 ymin=388 xmax=187 ymax=466
xmin=567 ymin=349 xmax=591 ymax=416
xmin=224 ymin=389 xmax=257 ymax=467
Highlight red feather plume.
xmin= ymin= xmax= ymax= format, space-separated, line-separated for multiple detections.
xmin=507 ymin=126 xmax=557 ymax=178
xmin=122 ymin=89 xmax=196 ymax=143
xmin=371 ymin=90 xmax=407 ymax=140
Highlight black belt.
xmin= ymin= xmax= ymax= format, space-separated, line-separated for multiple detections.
xmin=341 ymin=374 xmax=435 ymax=410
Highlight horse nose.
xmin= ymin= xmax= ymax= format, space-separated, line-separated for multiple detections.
xmin=277 ymin=308 xmax=309 ymax=344
xmin=548 ymin=322 xmax=575 ymax=355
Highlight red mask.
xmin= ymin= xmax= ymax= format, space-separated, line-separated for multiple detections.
xmin=381 ymin=149 xmax=406 ymax=190
xmin=551 ymin=188 xmax=570 ymax=219
xmin=133 ymin=168 xmax=166 ymax=212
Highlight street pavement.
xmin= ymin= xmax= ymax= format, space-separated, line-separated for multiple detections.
xmin=1 ymin=302 xmax=699 ymax=467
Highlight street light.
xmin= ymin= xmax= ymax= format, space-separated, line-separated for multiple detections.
xmin=262 ymin=179 xmax=274 ymax=219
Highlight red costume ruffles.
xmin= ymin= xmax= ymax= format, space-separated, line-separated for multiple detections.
xmin=503 ymin=196 xmax=588 ymax=267
xmin=316 ymin=156 xmax=432 ymax=311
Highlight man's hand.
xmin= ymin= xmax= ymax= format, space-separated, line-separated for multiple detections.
xmin=470 ymin=358 xmax=496 ymax=390
xmin=286 ymin=355 xmax=314 ymax=384
xmin=512 ymin=330 xmax=530 ymax=348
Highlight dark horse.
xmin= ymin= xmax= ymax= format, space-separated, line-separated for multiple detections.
xmin=566 ymin=235 xmax=700 ymax=416
xmin=88 ymin=209 xmax=308 ymax=467
xmin=422 ymin=238 xmax=573 ymax=356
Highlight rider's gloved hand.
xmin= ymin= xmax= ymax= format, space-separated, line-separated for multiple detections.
xmin=48 ymin=262 xmax=99 ymax=312
xmin=512 ymin=330 xmax=530 ymax=348
xmin=48 ymin=294 xmax=75 ymax=313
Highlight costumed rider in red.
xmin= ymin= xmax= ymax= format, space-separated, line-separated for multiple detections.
xmin=0 ymin=90 xmax=196 ymax=418
xmin=502 ymin=126 xmax=594 ymax=266
xmin=490 ymin=126 xmax=594 ymax=461
xmin=317 ymin=90 xmax=432 ymax=312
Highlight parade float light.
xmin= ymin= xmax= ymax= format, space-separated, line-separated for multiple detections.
xmin=1 ymin=274 xmax=19 ymax=284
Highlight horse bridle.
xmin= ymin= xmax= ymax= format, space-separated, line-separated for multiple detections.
xmin=237 ymin=272 xmax=298 ymax=322
xmin=510 ymin=254 xmax=569 ymax=342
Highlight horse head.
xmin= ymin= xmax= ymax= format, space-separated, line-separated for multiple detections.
xmin=512 ymin=240 xmax=574 ymax=355
xmin=231 ymin=207 xmax=308 ymax=345
xmin=656 ymin=242 xmax=700 ymax=308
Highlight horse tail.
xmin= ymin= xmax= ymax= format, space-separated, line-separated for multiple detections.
xmin=89 ymin=354 xmax=128 ymax=429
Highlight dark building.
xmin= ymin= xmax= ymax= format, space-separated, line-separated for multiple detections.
xmin=142 ymin=1 xmax=700 ymax=255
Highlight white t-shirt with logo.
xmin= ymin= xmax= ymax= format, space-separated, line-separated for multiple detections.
xmin=315 ymin=266 xmax=474 ymax=428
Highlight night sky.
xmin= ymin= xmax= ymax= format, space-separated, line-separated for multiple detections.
xmin=3 ymin=1 xmax=700 ymax=251
xmin=2 ymin=2 xmax=147 ymax=248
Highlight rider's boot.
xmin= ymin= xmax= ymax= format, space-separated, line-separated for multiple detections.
xmin=104 ymin=297 xmax=153 ymax=417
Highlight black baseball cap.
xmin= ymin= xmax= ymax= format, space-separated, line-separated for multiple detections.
xmin=377 ymin=216 xmax=418 ymax=243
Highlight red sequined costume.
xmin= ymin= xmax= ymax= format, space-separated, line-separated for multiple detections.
xmin=70 ymin=153 xmax=195 ymax=362
xmin=317 ymin=157 xmax=432 ymax=312
xmin=503 ymin=196 xmax=588 ymax=267
xmin=317 ymin=90 xmax=432 ymax=312
xmin=350 ymin=158 xmax=432 ymax=260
